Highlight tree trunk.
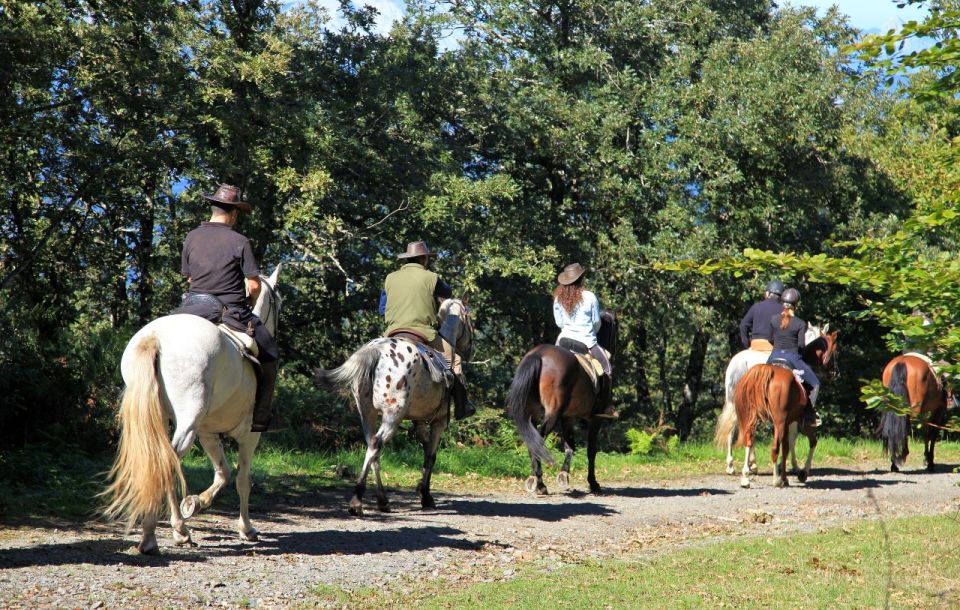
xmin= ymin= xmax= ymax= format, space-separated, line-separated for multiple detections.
xmin=674 ymin=329 xmax=710 ymax=440
xmin=623 ymin=321 xmax=652 ymax=420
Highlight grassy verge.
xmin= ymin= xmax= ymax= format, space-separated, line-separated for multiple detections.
xmin=2 ymin=437 xmax=959 ymax=521
xmin=307 ymin=514 xmax=960 ymax=609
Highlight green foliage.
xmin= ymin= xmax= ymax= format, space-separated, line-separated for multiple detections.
xmin=625 ymin=426 xmax=678 ymax=456
xmin=0 ymin=0 xmax=949 ymax=451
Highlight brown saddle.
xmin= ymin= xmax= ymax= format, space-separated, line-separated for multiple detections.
xmin=769 ymin=360 xmax=809 ymax=406
xmin=387 ymin=328 xmax=429 ymax=345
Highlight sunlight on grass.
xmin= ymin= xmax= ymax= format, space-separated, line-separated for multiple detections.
xmin=309 ymin=515 xmax=960 ymax=609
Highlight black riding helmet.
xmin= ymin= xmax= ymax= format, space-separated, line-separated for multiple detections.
xmin=781 ymin=287 xmax=800 ymax=305
xmin=766 ymin=280 xmax=784 ymax=296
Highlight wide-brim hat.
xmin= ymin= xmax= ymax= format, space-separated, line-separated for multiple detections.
xmin=557 ymin=263 xmax=586 ymax=285
xmin=397 ymin=240 xmax=430 ymax=259
xmin=203 ymin=184 xmax=252 ymax=213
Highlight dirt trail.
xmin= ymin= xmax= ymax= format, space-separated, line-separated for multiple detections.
xmin=2 ymin=464 xmax=959 ymax=609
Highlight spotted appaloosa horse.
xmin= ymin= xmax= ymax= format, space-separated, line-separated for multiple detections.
xmin=314 ymin=299 xmax=472 ymax=516
xmin=880 ymin=354 xmax=948 ymax=472
xmin=507 ymin=311 xmax=618 ymax=495
xmin=715 ymin=324 xmax=839 ymax=479
xmin=101 ymin=266 xmax=281 ymax=554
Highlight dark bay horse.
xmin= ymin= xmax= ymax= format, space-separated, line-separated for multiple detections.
xmin=507 ymin=311 xmax=618 ymax=495
xmin=880 ymin=354 xmax=948 ymax=472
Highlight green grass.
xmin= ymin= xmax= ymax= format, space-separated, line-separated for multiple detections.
xmin=306 ymin=514 xmax=960 ymax=609
xmin=3 ymin=437 xmax=960 ymax=520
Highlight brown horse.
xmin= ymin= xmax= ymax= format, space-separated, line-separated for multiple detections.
xmin=507 ymin=311 xmax=618 ymax=495
xmin=880 ymin=354 xmax=948 ymax=472
xmin=725 ymin=364 xmax=814 ymax=488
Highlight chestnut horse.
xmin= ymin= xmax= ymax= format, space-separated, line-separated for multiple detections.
xmin=722 ymin=364 xmax=813 ymax=488
xmin=716 ymin=325 xmax=838 ymax=476
xmin=879 ymin=354 xmax=948 ymax=472
xmin=507 ymin=311 xmax=618 ymax=495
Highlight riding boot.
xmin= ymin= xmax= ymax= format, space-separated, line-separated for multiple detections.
xmin=593 ymin=375 xmax=619 ymax=419
xmin=452 ymin=375 xmax=474 ymax=420
xmin=804 ymin=385 xmax=821 ymax=428
xmin=251 ymin=360 xmax=279 ymax=432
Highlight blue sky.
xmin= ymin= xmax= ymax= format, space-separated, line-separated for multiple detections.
xmin=793 ymin=0 xmax=928 ymax=34
xmin=315 ymin=1 xmax=929 ymax=37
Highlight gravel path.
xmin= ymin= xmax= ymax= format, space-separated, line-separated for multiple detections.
xmin=2 ymin=463 xmax=959 ymax=609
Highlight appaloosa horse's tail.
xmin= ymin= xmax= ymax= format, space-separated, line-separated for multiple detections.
xmin=880 ymin=361 xmax=910 ymax=467
xmin=507 ymin=352 xmax=556 ymax=467
xmin=315 ymin=340 xmax=382 ymax=397
xmin=101 ymin=334 xmax=186 ymax=531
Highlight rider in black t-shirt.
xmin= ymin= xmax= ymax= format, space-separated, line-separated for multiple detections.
xmin=180 ymin=184 xmax=279 ymax=433
xmin=766 ymin=288 xmax=820 ymax=427
xmin=739 ymin=280 xmax=783 ymax=351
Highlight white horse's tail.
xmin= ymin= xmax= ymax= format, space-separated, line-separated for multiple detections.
xmin=101 ymin=334 xmax=186 ymax=530
xmin=315 ymin=340 xmax=382 ymax=397
xmin=714 ymin=400 xmax=739 ymax=449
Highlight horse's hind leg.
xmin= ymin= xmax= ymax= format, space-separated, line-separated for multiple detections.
xmin=740 ymin=442 xmax=753 ymax=488
xmin=587 ymin=417 xmax=602 ymax=494
xmin=181 ymin=433 xmax=231 ymax=519
xmin=415 ymin=419 xmax=447 ymax=509
xmin=352 ymin=407 xmax=400 ymax=516
xmin=725 ymin=424 xmax=736 ymax=475
xmin=925 ymin=409 xmax=945 ymax=472
xmin=235 ymin=434 xmax=261 ymax=541
xmin=788 ymin=422 xmax=800 ymax=475
xmin=525 ymin=413 xmax=559 ymax=495
xmin=799 ymin=431 xmax=817 ymax=483
xmin=556 ymin=419 xmax=576 ymax=490
xmin=771 ymin=426 xmax=788 ymax=488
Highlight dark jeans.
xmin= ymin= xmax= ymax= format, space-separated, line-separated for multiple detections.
xmin=768 ymin=349 xmax=819 ymax=390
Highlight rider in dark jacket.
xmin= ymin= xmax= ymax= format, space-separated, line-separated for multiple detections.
xmin=739 ymin=280 xmax=784 ymax=351
xmin=767 ymin=288 xmax=820 ymax=427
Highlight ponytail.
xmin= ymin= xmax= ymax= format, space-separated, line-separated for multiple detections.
xmin=779 ymin=304 xmax=794 ymax=329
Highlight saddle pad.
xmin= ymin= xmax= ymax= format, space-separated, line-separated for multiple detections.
xmin=219 ymin=324 xmax=258 ymax=357
xmin=396 ymin=338 xmax=454 ymax=388
xmin=574 ymin=353 xmax=603 ymax=393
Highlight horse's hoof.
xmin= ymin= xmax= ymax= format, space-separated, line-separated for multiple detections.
xmin=378 ymin=501 xmax=392 ymax=512
xmin=725 ymin=465 xmax=735 ymax=475
xmin=524 ymin=476 xmax=539 ymax=494
xmin=349 ymin=499 xmax=364 ymax=517
xmin=557 ymin=472 xmax=570 ymax=489
xmin=420 ymin=496 xmax=436 ymax=510
xmin=740 ymin=477 xmax=751 ymax=489
xmin=239 ymin=527 xmax=259 ymax=542
xmin=589 ymin=483 xmax=602 ymax=495
xmin=172 ymin=529 xmax=194 ymax=546
xmin=797 ymin=470 xmax=808 ymax=483
xmin=180 ymin=496 xmax=200 ymax=519
xmin=536 ymin=486 xmax=549 ymax=496
xmin=927 ymin=463 xmax=936 ymax=473
xmin=891 ymin=464 xmax=899 ymax=473
xmin=138 ymin=539 xmax=160 ymax=555
xmin=749 ymin=464 xmax=759 ymax=475
xmin=774 ymin=478 xmax=787 ymax=488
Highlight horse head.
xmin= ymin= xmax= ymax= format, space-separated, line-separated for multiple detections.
xmin=439 ymin=297 xmax=474 ymax=361
xmin=804 ymin=323 xmax=839 ymax=379
xmin=253 ymin=263 xmax=282 ymax=337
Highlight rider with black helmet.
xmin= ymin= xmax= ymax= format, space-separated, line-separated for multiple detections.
xmin=739 ymin=280 xmax=784 ymax=351
xmin=767 ymin=287 xmax=821 ymax=427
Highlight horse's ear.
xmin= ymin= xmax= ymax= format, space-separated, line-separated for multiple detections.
xmin=268 ymin=263 xmax=281 ymax=287
xmin=822 ymin=323 xmax=829 ymax=334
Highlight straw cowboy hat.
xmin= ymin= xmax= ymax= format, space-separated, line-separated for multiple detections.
xmin=557 ymin=263 xmax=586 ymax=285
xmin=203 ymin=184 xmax=252 ymax=213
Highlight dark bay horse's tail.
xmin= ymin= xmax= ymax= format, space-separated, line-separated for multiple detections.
xmin=507 ymin=352 xmax=556 ymax=467
xmin=880 ymin=361 xmax=910 ymax=466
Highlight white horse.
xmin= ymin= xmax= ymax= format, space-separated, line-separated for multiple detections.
xmin=101 ymin=265 xmax=281 ymax=554
xmin=315 ymin=299 xmax=473 ymax=516
xmin=716 ymin=324 xmax=831 ymax=477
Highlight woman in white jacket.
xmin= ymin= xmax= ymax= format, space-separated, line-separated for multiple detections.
xmin=553 ymin=263 xmax=612 ymax=377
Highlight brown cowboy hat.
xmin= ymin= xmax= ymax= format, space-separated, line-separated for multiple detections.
xmin=557 ymin=263 xmax=586 ymax=285
xmin=397 ymin=240 xmax=430 ymax=259
xmin=203 ymin=184 xmax=252 ymax=213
